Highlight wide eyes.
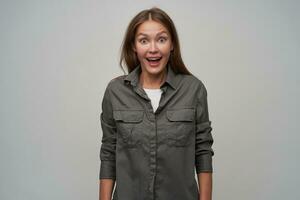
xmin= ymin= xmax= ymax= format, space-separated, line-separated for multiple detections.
xmin=138 ymin=37 xmax=168 ymax=44
xmin=139 ymin=39 xmax=147 ymax=44
xmin=159 ymin=37 xmax=167 ymax=43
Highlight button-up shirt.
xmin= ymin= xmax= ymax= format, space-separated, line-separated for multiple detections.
xmin=99 ymin=63 xmax=214 ymax=200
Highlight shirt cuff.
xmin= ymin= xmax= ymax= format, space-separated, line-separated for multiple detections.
xmin=99 ymin=160 xmax=116 ymax=179
xmin=195 ymin=153 xmax=213 ymax=173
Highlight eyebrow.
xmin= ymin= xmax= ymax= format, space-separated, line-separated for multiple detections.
xmin=136 ymin=31 xmax=168 ymax=37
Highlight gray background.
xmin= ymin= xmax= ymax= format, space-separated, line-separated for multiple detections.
xmin=1 ymin=0 xmax=299 ymax=199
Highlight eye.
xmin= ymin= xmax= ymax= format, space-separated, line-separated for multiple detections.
xmin=139 ymin=38 xmax=148 ymax=44
xmin=158 ymin=37 xmax=167 ymax=43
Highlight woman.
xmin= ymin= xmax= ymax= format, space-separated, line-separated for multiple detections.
xmin=99 ymin=7 xmax=214 ymax=200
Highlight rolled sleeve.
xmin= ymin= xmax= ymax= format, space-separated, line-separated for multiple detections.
xmin=99 ymin=83 xmax=117 ymax=179
xmin=195 ymin=82 xmax=214 ymax=173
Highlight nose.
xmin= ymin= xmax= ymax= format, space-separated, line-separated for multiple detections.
xmin=149 ymin=41 xmax=158 ymax=53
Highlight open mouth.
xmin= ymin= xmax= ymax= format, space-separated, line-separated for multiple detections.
xmin=146 ymin=57 xmax=162 ymax=67
xmin=146 ymin=57 xmax=162 ymax=62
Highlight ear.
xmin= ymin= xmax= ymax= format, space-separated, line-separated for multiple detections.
xmin=132 ymin=44 xmax=136 ymax=52
xmin=171 ymin=44 xmax=174 ymax=52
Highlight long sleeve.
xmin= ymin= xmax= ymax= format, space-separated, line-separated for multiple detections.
xmin=195 ymin=82 xmax=214 ymax=173
xmin=99 ymin=83 xmax=117 ymax=179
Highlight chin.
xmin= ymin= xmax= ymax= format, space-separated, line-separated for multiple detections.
xmin=144 ymin=66 xmax=164 ymax=76
xmin=142 ymin=61 xmax=168 ymax=76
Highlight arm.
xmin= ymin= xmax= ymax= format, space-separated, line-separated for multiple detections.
xmin=99 ymin=83 xmax=117 ymax=200
xmin=99 ymin=179 xmax=115 ymax=200
xmin=197 ymin=172 xmax=212 ymax=200
xmin=195 ymin=82 xmax=214 ymax=200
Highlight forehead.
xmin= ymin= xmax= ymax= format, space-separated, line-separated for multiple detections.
xmin=136 ymin=20 xmax=169 ymax=36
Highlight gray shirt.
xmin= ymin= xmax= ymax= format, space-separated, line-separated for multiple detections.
xmin=99 ymin=63 xmax=214 ymax=200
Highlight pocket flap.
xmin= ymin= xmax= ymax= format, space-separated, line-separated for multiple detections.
xmin=113 ymin=110 xmax=144 ymax=123
xmin=166 ymin=108 xmax=195 ymax=122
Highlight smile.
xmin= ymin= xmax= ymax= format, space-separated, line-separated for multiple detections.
xmin=146 ymin=57 xmax=162 ymax=62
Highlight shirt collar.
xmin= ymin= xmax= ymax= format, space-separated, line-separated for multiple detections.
xmin=124 ymin=62 xmax=179 ymax=90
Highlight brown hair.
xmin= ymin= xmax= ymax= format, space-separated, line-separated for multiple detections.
xmin=119 ymin=7 xmax=192 ymax=75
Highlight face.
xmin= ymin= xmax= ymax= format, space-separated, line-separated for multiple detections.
xmin=133 ymin=20 xmax=173 ymax=77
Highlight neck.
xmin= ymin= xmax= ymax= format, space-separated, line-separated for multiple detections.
xmin=140 ymin=68 xmax=167 ymax=89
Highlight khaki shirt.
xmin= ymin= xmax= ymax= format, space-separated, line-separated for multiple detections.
xmin=99 ymin=63 xmax=214 ymax=200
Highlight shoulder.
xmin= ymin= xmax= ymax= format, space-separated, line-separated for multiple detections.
xmin=179 ymin=73 xmax=209 ymax=100
xmin=179 ymin=73 xmax=206 ymax=89
xmin=105 ymin=75 xmax=127 ymax=91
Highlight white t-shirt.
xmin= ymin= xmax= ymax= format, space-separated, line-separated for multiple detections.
xmin=143 ymin=88 xmax=163 ymax=112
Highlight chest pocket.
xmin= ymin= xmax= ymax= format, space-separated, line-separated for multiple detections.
xmin=165 ymin=108 xmax=195 ymax=147
xmin=113 ymin=110 xmax=144 ymax=148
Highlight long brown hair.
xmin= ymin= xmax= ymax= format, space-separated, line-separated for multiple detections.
xmin=119 ymin=7 xmax=192 ymax=75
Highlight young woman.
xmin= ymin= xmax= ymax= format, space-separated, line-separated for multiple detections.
xmin=99 ymin=7 xmax=214 ymax=200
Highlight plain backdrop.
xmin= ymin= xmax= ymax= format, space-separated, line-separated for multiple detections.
xmin=1 ymin=0 xmax=299 ymax=199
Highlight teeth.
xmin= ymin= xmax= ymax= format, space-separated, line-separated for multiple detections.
xmin=147 ymin=57 xmax=161 ymax=61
